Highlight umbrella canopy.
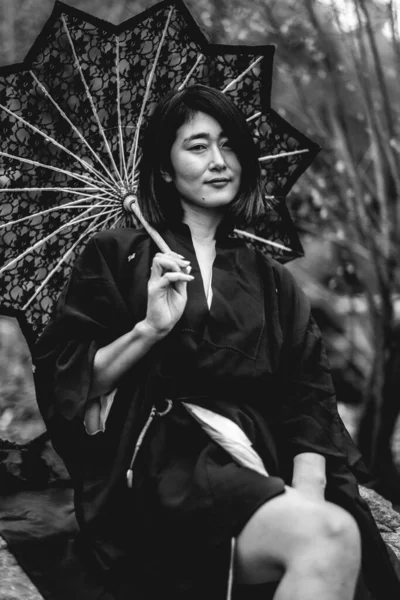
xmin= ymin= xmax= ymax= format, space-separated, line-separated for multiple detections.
xmin=0 ymin=0 xmax=320 ymax=345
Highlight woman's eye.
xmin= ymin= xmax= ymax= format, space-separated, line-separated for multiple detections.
xmin=189 ymin=144 xmax=207 ymax=152
xmin=221 ymin=140 xmax=233 ymax=150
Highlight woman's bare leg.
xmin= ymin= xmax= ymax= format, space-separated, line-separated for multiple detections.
xmin=235 ymin=487 xmax=361 ymax=600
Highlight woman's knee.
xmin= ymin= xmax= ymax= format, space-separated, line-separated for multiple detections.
xmin=235 ymin=491 xmax=319 ymax=582
xmin=235 ymin=489 xmax=361 ymax=584
xmin=284 ymin=499 xmax=361 ymax=580
xmin=283 ymin=499 xmax=361 ymax=569
xmin=318 ymin=502 xmax=361 ymax=567
xmin=313 ymin=502 xmax=361 ymax=555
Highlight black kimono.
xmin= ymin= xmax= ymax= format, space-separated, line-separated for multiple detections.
xmin=31 ymin=222 xmax=400 ymax=599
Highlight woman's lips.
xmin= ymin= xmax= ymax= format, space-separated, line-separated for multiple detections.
xmin=205 ymin=178 xmax=231 ymax=187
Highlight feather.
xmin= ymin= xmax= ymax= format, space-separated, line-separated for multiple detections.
xmin=182 ymin=402 xmax=269 ymax=478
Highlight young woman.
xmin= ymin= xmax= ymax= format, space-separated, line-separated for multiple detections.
xmin=34 ymin=85 xmax=400 ymax=600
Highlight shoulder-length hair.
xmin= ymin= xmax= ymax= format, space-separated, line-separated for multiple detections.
xmin=138 ymin=84 xmax=264 ymax=228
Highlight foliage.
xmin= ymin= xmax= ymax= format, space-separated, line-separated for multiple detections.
xmin=0 ymin=0 xmax=209 ymax=67
xmin=247 ymin=0 xmax=400 ymax=499
xmin=0 ymin=317 xmax=44 ymax=443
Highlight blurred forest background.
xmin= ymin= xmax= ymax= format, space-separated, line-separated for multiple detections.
xmin=1 ymin=0 xmax=400 ymax=501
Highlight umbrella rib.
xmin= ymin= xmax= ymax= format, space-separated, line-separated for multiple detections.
xmin=101 ymin=208 xmax=121 ymax=230
xmin=177 ymin=54 xmax=204 ymax=90
xmin=0 ymin=186 xmax=95 ymax=193
xmin=110 ymin=213 xmax=124 ymax=228
xmin=61 ymin=15 xmax=123 ymax=187
xmin=0 ymin=102 xmax=115 ymax=193
xmin=0 ymin=206 xmax=116 ymax=275
xmin=115 ymin=36 xmax=129 ymax=184
xmin=127 ymin=6 xmax=174 ymax=179
xmin=0 ymin=149 xmax=105 ymax=188
xmin=233 ymin=228 xmax=292 ymax=252
xmin=22 ymin=208 xmax=120 ymax=311
xmin=258 ymin=149 xmax=310 ymax=162
xmin=29 ymin=72 xmax=119 ymax=189
xmin=63 ymin=204 xmax=119 ymax=208
xmin=222 ymin=57 xmax=263 ymax=93
xmin=246 ymin=111 xmax=262 ymax=123
xmin=0 ymin=193 xmax=116 ymax=230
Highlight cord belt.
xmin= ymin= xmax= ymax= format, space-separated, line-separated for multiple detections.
xmin=126 ymin=398 xmax=173 ymax=489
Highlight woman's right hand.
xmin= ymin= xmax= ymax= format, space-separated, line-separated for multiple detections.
xmin=88 ymin=251 xmax=193 ymax=400
xmin=143 ymin=251 xmax=194 ymax=337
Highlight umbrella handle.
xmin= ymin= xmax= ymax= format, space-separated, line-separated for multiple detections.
xmin=123 ymin=194 xmax=171 ymax=254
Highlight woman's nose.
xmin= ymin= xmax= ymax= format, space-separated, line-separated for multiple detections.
xmin=209 ymin=146 xmax=226 ymax=170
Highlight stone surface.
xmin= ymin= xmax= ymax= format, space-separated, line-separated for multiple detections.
xmin=359 ymin=485 xmax=400 ymax=559
xmin=0 ymin=536 xmax=43 ymax=600
xmin=1 ymin=485 xmax=400 ymax=599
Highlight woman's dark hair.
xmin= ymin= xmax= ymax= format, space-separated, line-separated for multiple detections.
xmin=138 ymin=84 xmax=264 ymax=227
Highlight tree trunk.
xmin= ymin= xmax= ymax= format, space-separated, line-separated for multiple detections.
xmin=358 ymin=323 xmax=400 ymax=502
xmin=0 ymin=0 xmax=17 ymax=65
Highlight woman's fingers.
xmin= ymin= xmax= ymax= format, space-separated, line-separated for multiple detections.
xmin=165 ymin=251 xmax=192 ymax=274
xmin=167 ymin=251 xmax=186 ymax=260
xmin=155 ymin=251 xmax=189 ymax=264
xmin=150 ymin=271 xmax=194 ymax=294
xmin=145 ymin=252 xmax=194 ymax=333
xmin=150 ymin=252 xmax=191 ymax=278
xmin=161 ymin=272 xmax=194 ymax=285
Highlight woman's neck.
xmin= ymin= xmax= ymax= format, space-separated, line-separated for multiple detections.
xmin=181 ymin=205 xmax=223 ymax=246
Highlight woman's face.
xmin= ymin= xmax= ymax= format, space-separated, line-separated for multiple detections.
xmin=163 ymin=111 xmax=242 ymax=212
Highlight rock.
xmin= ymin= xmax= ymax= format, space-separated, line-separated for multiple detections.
xmin=359 ymin=485 xmax=400 ymax=559
xmin=0 ymin=433 xmax=70 ymax=491
xmin=0 ymin=536 xmax=43 ymax=600
xmin=1 ymin=485 xmax=400 ymax=599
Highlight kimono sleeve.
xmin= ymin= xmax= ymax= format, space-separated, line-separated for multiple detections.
xmin=33 ymin=233 xmax=134 ymax=470
xmin=276 ymin=265 xmax=367 ymax=473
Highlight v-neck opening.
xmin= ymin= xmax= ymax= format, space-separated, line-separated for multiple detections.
xmin=205 ymin=272 xmax=213 ymax=311
xmin=159 ymin=224 xmax=266 ymax=366
xmin=197 ymin=253 xmax=215 ymax=313
xmin=180 ymin=225 xmax=216 ymax=315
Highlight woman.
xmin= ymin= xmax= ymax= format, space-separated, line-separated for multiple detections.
xmin=34 ymin=85 xmax=400 ymax=600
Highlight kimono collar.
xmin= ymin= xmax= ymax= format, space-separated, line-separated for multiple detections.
xmin=161 ymin=219 xmax=242 ymax=250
